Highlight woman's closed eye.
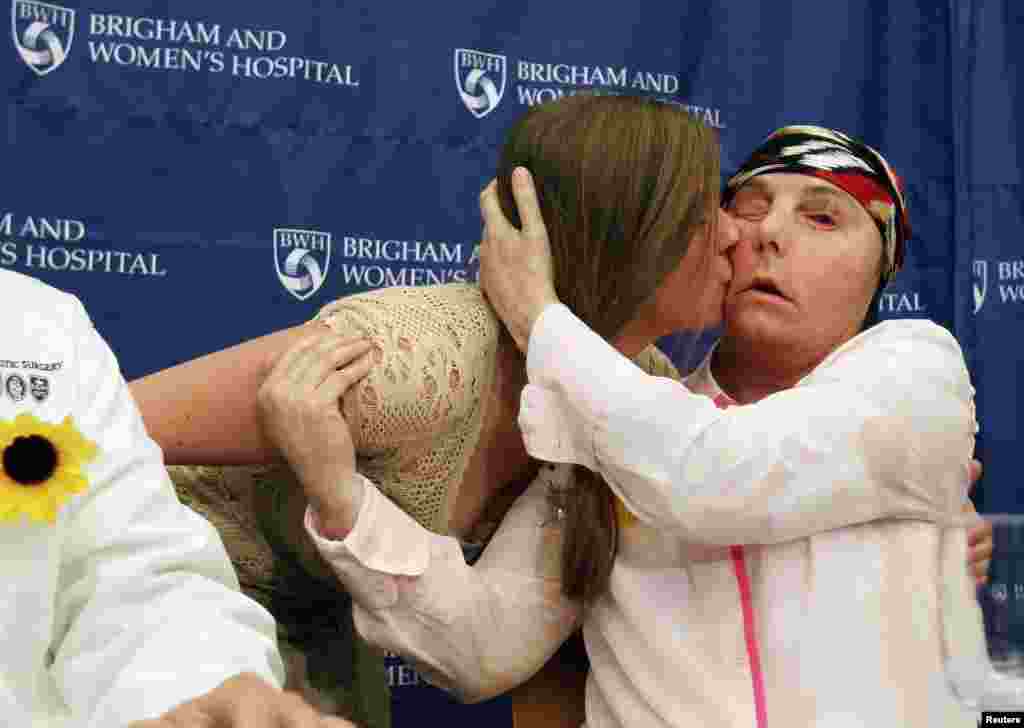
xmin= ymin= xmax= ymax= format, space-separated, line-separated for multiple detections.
xmin=729 ymin=200 xmax=768 ymax=220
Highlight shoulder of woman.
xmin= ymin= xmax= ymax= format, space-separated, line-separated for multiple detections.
xmin=316 ymin=283 xmax=498 ymax=353
xmin=822 ymin=319 xmax=973 ymax=404
xmin=829 ymin=318 xmax=965 ymax=367
xmin=316 ymin=284 xmax=501 ymax=440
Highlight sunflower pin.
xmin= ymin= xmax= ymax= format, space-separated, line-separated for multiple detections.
xmin=0 ymin=413 xmax=99 ymax=525
xmin=615 ymin=495 xmax=638 ymax=529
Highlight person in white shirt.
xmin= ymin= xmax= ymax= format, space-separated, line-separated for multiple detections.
xmin=0 ymin=268 xmax=350 ymax=728
xmin=257 ymin=126 xmax=989 ymax=726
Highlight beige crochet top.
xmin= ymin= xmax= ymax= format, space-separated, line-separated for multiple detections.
xmin=170 ymin=283 xmax=681 ymax=612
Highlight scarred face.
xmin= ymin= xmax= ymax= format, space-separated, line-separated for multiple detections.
xmin=722 ymin=173 xmax=883 ymax=360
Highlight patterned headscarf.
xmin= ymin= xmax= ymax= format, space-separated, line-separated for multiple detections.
xmin=722 ymin=125 xmax=911 ymax=284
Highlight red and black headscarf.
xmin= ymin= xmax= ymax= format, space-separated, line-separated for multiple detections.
xmin=722 ymin=125 xmax=911 ymax=285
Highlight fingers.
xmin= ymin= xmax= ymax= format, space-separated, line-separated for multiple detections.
xmin=968 ymin=542 xmax=992 ymax=584
xmin=967 ymin=517 xmax=994 ymax=585
xmin=970 ymin=541 xmax=995 ymax=564
xmin=968 ymin=519 xmax=992 ymax=545
xmin=259 ymin=333 xmax=374 ymax=427
xmin=508 ymin=167 xmax=546 ymax=239
xmin=268 ymin=327 xmax=330 ymax=376
xmin=130 ymin=683 xmax=357 ymax=728
xmin=203 ymin=690 xmax=322 ymax=728
xmin=972 ymin=558 xmax=992 ymax=584
xmin=479 ymin=178 xmax=511 ymax=239
xmin=137 ymin=673 xmax=353 ymax=728
xmin=133 ymin=705 xmax=209 ymax=727
xmin=968 ymin=522 xmax=994 ymax=556
xmin=203 ymin=675 xmax=325 ymax=727
xmin=479 ymin=168 xmax=544 ymax=239
xmin=267 ymin=689 xmax=327 ymax=728
xmin=316 ymin=350 xmax=376 ymax=406
xmin=298 ymin=336 xmax=372 ymax=391
xmin=968 ymin=458 xmax=983 ymax=491
xmin=274 ymin=333 xmax=373 ymax=392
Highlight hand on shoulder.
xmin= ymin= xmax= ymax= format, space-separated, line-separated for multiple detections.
xmin=256 ymin=327 xmax=375 ymax=536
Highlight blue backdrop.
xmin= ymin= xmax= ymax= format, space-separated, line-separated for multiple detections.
xmin=2 ymin=1 xmax=1021 ymax=724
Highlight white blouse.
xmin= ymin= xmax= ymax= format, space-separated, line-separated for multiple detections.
xmin=308 ymin=304 xmax=982 ymax=727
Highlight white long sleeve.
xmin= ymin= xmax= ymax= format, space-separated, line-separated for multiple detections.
xmin=306 ymin=466 xmax=580 ymax=703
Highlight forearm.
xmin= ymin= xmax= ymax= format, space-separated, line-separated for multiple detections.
xmin=309 ymin=473 xmax=579 ymax=701
xmin=523 ymin=310 xmax=974 ymax=542
xmin=58 ymin=454 xmax=284 ymax=723
xmin=597 ymin=384 xmax=969 ymax=542
xmin=59 ymin=558 xmax=282 ymax=726
xmin=129 ymin=324 xmax=313 ymax=465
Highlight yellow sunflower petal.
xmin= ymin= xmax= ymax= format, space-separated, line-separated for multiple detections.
xmin=0 ymin=414 xmax=100 ymax=526
xmin=57 ymin=416 xmax=99 ymax=462
xmin=54 ymin=468 xmax=89 ymax=495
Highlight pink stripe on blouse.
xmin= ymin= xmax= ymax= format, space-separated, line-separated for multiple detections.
xmin=715 ymin=392 xmax=768 ymax=727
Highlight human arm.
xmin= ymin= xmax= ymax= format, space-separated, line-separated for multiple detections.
xmin=520 ymin=305 xmax=975 ymax=544
xmin=128 ymin=304 xmax=390 ymax=468
xmin=134 ymin=284 xmax=492 ymax=537
xmin=257 ymin=327 xmax=581 ymax=702
xmin=49 ymin=295 xmax=287 ymax=726
xmin=307 ymin=469 xmax=581 ymax=703
xmin=129 ymin=323 xmax=316 ymax=465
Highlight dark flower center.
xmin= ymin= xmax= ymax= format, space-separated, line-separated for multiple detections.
xmin=3 ymin=435 xmax=59 ymax=485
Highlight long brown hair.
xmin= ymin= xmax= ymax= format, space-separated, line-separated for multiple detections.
xmin=494 ymin=93 xmax=721 ymax=603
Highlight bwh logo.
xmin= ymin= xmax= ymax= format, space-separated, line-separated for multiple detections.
xmin=274 ymin=228 xmax=332 ymax=301
xmin=12 ymin=0 xmax=74 ymax=76
xmin=455 ymin=48 xmax=506 ymax=119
